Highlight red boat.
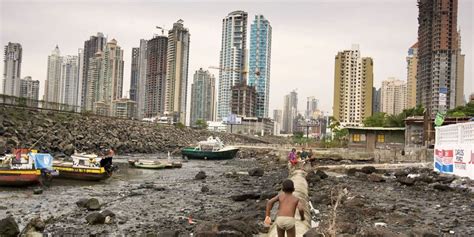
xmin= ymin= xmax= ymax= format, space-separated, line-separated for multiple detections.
xmin=0 ymin=169 xmax=41 ymax=186
xmin=0 ymin=150 xmax=55 ymax=186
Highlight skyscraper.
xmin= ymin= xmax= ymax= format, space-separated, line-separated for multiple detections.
xmin=190 ymin=68 xmax=215 ymax=126
xmin=231 ymin=82 xmax=257 ymax=117
xmin=165 ymin=20 xmax=190 ymax=124
xmin=45 ymin=46 xmax=63 ymax=103
xmin=333 ymin=45 xmax=373 ymax=126
xmin=217 ymin=11 xmax=248 ymax=120
xmin=282 ymin=90 xmax=297 ymax=134
xmin=20 ymin=76 xmax=39 ymax=100
xmin=406 ymin=42 xmax=418 ymax=109
xmin=372 ymin=87 xmax=381 ymax=114
xmin=381 ymin=78 xmax=407 ymax=115
xmin=130 ymin=47 xmax=140 ymax=102
xmin=3 ymin=42 xmax=22 ymax=96
xmin=145 ymin=35 xmax=168 ymax=118
xmin=81 ymin=33 xmax=107 ymax=108
xmin=273 ymin=109 xmax=283 ymax=135
xmin=306 ymin=96 xmax=319 ymax=119
xmin=129 ymin=40 xmax=148 ymax=119
xmin=95 ymin=39 xmax=124 ymax=114
xmin=455 ymin=31 xmax=465 ymax=107
xmin=61 ymin=55 xmax=79 ymax=106
xmin=77 ymin=49 xmax=84 ymax=108
xmin=85 ymin=52 xmax=102 ymax=111
xmin=416 ymin=0 xmax=461 ymax=113
xmin=248 ymin=15 xmax=272 ymax=118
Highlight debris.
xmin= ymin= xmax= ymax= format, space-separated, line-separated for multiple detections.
xmin=195 ymin=171 xmax=207 ymax=180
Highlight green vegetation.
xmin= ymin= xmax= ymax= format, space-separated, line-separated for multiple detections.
xmin=194 ymin=119 xmax=208 ymax=129
xmin=175 ymin=122 xmax=186 ymax=129
xmin=363 ymin=105 xmax=425 ymax=127
xmin=447 ymin=102 xmax=474 ymax=117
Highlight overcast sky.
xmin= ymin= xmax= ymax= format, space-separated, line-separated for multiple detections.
xmin=1 ymin=0 xmax=472 ymax=116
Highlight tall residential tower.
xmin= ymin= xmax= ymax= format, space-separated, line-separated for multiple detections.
xmin=190 ymin=68 xmax=215 ymax=126
xmin=45 ymin=46 xmax=63 ymax=103
xmin=3 ymin=42 xmax=22 ymax=96
xmin=144 ymin=35 xmax=168 ymax=118
xmin=381 ymin=78 xmax=407 ymax=115
xmin=81 ymin=33 xmax=107 ymax=108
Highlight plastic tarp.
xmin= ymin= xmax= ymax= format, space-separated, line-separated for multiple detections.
xmin=29 ymin=153 xmax=53 ymax=170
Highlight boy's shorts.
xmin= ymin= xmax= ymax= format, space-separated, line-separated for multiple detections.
xmin=276 ymin=216 xmax=295 ymax=230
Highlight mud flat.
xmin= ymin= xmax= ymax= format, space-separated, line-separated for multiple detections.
xmin=0 ymin=153 xmax=287 ymax=236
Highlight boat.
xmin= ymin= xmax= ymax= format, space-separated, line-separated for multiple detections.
xmin=128 ymin=159 xmax=182 ymax=169
xmin=181 ymin=137 xmax=239 ymax=160
xmin=53 ymin=153 xmax=115 ymax=181
xmin=0 ymin=149 xmax=56 ymax=186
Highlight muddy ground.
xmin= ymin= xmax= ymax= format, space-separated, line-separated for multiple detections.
xmin=0 ymin=153 xmax=286 ymax=236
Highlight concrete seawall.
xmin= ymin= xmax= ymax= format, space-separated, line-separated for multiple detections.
xmin=267 ymin=169 xmax=311 ymax=236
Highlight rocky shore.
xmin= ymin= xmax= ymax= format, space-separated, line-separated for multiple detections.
xmin=0 ymin=106 xmax=270 ymax=155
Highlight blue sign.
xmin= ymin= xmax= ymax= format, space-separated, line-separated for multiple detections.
xmin=439 ymin=87 xmax=448 ymax=94
xmin=30 ymin=153 xmax=53 ymax=170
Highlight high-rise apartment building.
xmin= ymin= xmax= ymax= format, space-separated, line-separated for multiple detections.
xmin=231 ymin=82 xmax=257 ymax=117
xmin=85 ymin=52 xmax=103 ymax=111
xmin=3 ymin=42 xmax=22 ymax=96
xmin=81 ymin=33 xmax=107 ymax=108
xmin=455 ymin=31 xmax=465 ymax=107
xmin=95 ymin=39 xmax=124 ymax=114
xmin=333 ymin=45 xmax=373 ymax=127
xmin=372 ymin=87 xmax=381 ymax=114
xmin=77 ymin=49 xmax=84 ymax=108
xmin=130 ymin=47 xmax=140 ymax=102
xmin=61 ymin=55 xmax=79 ymax=106
xmin=20 ymin=76 xmax=39 ymax=100
xmin=248 ymin=15 xmax=272 ymax=118
xmin=282 ymin=90 xmax=298 ymax=133
xmin=145 ymin=35 xmax=168 ymax=118
xmin=129 ymin=40 xmax=148 ymax=119
xmin=306 ymin=96 xmax=319 ymax=119
xmin=381 ymin=78 xmax=407 ymax=115
xmin=217 ymin=11 xmax=248 ymax=120
xmin=273 ymin=109 xmax=283 ymax=135
xmin=45 ymin=46 xmax=63 ymax=103
xmin=416 ymin=0 xmax=462 ymax=113
xmin=165 ymin=20 xmax=190 ymax=124
xmin=406 ymin=42 xmax=418 ymax=109
xmin=190 ymin=68 xmax=215 ymax=126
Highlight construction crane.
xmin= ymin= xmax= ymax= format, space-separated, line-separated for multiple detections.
xmin=155 ymin=26 xmax=168 ymax=35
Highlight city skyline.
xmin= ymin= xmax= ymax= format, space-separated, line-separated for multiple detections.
xmin=1 ymin=0 xmax=472 ymax=115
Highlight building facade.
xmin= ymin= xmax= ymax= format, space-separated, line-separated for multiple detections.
xmin=112 ymin=98 xmax=137 ymax=119
xmin=129 ymin=40 xmax=148 ymax=119
xmin=406 ymin=42 xmax=418 ymax=109
xmin=165 ymin=20 xmax=190 ymax=124
xmin=130 ymin=47 xmax=140 ymax=103
xmin=372 ymin=87 xmax=381 ymax=114
xmin=217 ymin=11 xmax=248 ymax=120
xmin=61 ymin=55 xmax=79 ymax=106
xmin=190 ymin=68 xmax=215 ymax=126
xmin=85 ymin=52 xmax=103 ymax=111
xmin=455 ymin=31 xmax=465 ymax=107
xmin=381 ymin=78 xmax=407 ymax=115
xmin=231 ymin=82 xmax=257 ymax=117
xmin=273 ymin=109 xmax=282 ymax=135
xmin=77 ymin=49 xmax=84 ymax=108
xmin=248 ymin=15 xmax=272 ymax=118
xmin=416 ymin=0 xmax=462 ymax=113
xmin=3 ymin=42 xmax=22 ymax=96
xmin=145 ymin=35 xmax=168 ymax=118
xmin=227 ymin=116 xmax=274 ymax=136
xmin=19 ymin=76 xmax=39 ymax=100
xmin=45 ymin=46 xmax=62 ymax=103
xmin=81 ymin=33 xmax=107 ymax=108
xmin=282 ymin=90 xmax=297 ymax=134
xmin=306 ymin=96 xmax=319 ymax=119
xmin=333 ymin=45 xmax=373 ymax=127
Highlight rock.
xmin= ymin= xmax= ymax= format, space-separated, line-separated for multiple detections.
xmin=63 ymin=144 xmax=75 ymax=156
xmin=157 ymin=231 xmax=180 ymax=237
xmin=195 ymin=220 xmax=257 ymax=237
xmin=431 ymin=183 xmax=452 ymax=191
xmin=201 ymin=186 xmax=209 ymax=193
xmin=260 ymin=191 xmax=278 ymax=200
xmin=76 ymin=198 xmax=101 ymax=210
xmin=338 ymin=222 xmax=358 ymax=234
xmin=303 ymin=228 xmax=324 ymax=237
xmin=436 ymin=175 xmax=455 ymax=184
xmin=248 ymin=167 xmax=264 ymax=177
xmin=306 ymin=171 xmax=321 ymax=184
xmin=410 ymin=227 xmax=438 ymax=237
xmin=0 ymin=206 xmax=7 ymax=210
xmin=101 ymin=210 xmax=116 ymax=218
xmin=394 ymin=170 xmax=408 ymax=178
xmin=361 ymin=166 xmax=377 ymax=174
xmin=195 ymin=171 xmax=207 ymax=180
xmin=230 ymin=193 xmax=260 ymax=201
xmin=365 ymin=227 xmax=399 ymax=237
xmin=347 ymin=168 xmax=358 ymax=176
xmin=397 ymin=176 xmax=416 ymax=186
xmin=315 ymin=170 xmax=328 ymax=179
xmin=0 ymin=216 xmax=20 ymax=237
xmin=367 ymin=173 xmax=385 ymax=182
xmin=33 ymin=188 xmax=43 ymax=195
xmin=86 ymin=212 xmax=105 ymax=225
xmin=416 ymin=174 xmax=434 ymax=183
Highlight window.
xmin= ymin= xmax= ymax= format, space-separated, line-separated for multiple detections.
xmin=352 ymin=134 xmax=361 ymax=142
xmin=377 ymin=134 xmax=385 ymax=143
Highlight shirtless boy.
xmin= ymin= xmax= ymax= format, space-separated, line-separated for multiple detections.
xmin=265 ymin=179 xmax=305 ymax=237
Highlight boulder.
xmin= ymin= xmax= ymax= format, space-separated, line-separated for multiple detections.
xmin=101 ymin=210 xmax=116 ymax=218
xmin=201 ymin=186 xmax=209 ymax=193
xmin=410 ymin=227 xmax=438 ymax=237
xmin=86 ymin=212 xmax=105 ymax=225
xmin=397 ymin=176 xmax=416 ymax=186
xmin=76 ymin=198 xmax=101 ymax=210
xmin=346 ymin=168 xmax=358 ymax=176
xmin=260 ymin=191 xmax=278 ymax=200
xmin=431 ymin=183 xmax=452 ymax=191
xmin=303 ymin=228 xmax=324 ymax=237
xmin=33 ymin=188 xmax=43 ymax=195
xmin=157 ymin=231 xmax=180 ymax=237
xmin=367 ymin=173 xmax=385 ymax=182
xmin=63 ymin=144 xmax=75 ymax=156
xmin=360 ymin=166 xmax=377 ymax=174
xmin=248 ymin=168 xmax=264 ymax=177
xmin=230 ymin=193 xmax=260 ymax=201
xmin=0 ymin=216 xmax=20 ymax=237
xmin=315 ymin=170 xmax=328 ymax=179
xmin=195 ymin=171 xmax=207 ymax=180
xmin=195 ymin=220 xmax=257 ymax=237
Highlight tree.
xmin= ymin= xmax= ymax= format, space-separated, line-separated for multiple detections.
xmin=384 ymin=113 xmax=405 ymax=127
xmin=447 ymin=102 xmax=474 ymax=117
xmin=194 ymin=119 xmax=208 ymax=129
xmin=363 ymin=112 xmax=386 ymax=127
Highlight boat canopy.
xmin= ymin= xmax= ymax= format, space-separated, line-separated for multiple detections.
xmin=198 ymin=137 xmax=224 ymax=150
xmin=29 ymin=153 xmax=54 ymax=170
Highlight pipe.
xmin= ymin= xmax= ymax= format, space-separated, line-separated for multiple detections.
xmin=267 ymin=169 xmax=311 ymax=236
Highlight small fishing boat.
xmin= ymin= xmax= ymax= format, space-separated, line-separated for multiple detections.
xmin=0 ymin=150 xmax=56 ymax=186
xmin=128 ymin=159 xmax=182 ymax=169
xmin=53 ymin=153 xmax=115 ymax=181
xmin=181 ymin=137 xmax=239 ymax=160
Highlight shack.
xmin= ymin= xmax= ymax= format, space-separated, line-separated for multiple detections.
xmin=347 ymin=127 xmax=405 ymax=152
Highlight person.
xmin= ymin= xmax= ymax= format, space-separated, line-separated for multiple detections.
xmin=300 ymin=148 xmax=308 ymax=160
xmin=264 ymin=180 xmax=305 ymax=237
xmin=288 ymin=148 xmax=297 ymax=166
xmin=307 ymin=149 xmax=315 ymax=167
xmin=100 ymin=148 xmax=115 ymax=173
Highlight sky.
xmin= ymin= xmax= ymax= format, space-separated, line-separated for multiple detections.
xmin=1 ymin=0 xmax=473 ymax=118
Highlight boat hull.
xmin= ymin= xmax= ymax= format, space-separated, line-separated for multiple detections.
xmin=129 ymin=160 xmax=182 ymax=169
xmin=181 ymin=148 xmax=239 ymax=160
xmin=0 ymin=169 xmax=41 ymax=186
xmin=53 ymin=166 xmax=111 ymax=181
